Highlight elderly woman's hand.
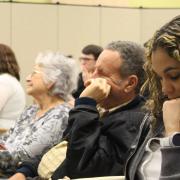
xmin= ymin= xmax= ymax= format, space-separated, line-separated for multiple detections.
xmin=0 ymin=144 xmax=6 ymax=150
xmin=163 ymin=98 xmax=180 ymax=136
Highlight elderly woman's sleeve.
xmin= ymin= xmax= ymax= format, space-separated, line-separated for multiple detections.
xmin=160 ymin=147 xmax=180 ymax=179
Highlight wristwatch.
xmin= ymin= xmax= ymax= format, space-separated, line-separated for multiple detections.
xmin=171 ymin=132 xmax=180 ymax=146
xmin=160 ymin=132 xmax=180 ymax=147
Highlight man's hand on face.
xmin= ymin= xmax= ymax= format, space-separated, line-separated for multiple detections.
xmin=80 ymin=78 xmax=111 ymax=103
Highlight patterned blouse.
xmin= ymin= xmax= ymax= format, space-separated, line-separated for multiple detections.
xmin=0 ymin=103 xmax=71 ymax=170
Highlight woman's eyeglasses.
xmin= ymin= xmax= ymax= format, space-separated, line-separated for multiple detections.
xmin=29 ymin=70 xmax=42 ymax=77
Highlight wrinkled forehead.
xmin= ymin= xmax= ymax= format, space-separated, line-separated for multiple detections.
xmin=96 ymin=50 xmax=121 ymax=66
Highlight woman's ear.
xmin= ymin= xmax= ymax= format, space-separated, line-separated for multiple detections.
xmin=47 ymin=82 xmax=55 ymax=90
xmin=124 ymin=75 xmax=138 ymax=93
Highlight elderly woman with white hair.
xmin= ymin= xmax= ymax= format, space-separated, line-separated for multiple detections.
xmin=0 ymin=52 xmax=78 ymax=175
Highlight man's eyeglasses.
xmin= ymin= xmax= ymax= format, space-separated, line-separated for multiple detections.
xmin=79 ymin=57 xmax=95 ymax=61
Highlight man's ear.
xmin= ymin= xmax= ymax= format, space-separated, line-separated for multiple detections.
xmin=124 ymin=75 xmax=138 ymax=93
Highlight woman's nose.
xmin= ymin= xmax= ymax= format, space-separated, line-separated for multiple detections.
xmin=161 ymin=80 xmax=174 ymax=96
xmin=26 ymin=74 xmax=31 ymax=82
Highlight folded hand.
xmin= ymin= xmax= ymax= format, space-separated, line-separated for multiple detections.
xmin=80 ymin=78 xmax=111 ymax=103
xmin=163 ymin=98 xmax=180 ymax=136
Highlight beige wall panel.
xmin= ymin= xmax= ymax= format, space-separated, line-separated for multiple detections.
xmin=141 ymin=9 xmax=180 ymax=43
xmin=0 ymin=2 xmax=179 ymax=105
xmin=11 ymin=3 xmax=58 ymax=104
xmin=0 ymin=3 xmax=11 ymax=45
xmin=58 ymin=5 xmax=100 ymax=61
xmin=101 ymin=8 xmax=141 ymax=46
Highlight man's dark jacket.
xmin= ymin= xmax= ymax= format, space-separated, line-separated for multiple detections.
xmin=52 ymin=95 xmax=146 ymax=179
xmin=17 ymin=95 xmax=146 ymax=179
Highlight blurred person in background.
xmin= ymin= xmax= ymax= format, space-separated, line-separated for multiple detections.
xmin=72 ymin=44 xmax=103 ymax=98
xmin=0 ymin=44 xmax=26 ymax=133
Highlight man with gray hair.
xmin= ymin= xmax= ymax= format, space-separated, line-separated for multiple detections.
xmin=51 ymin=41 xmax=147 ymax=178
xmin=11 ymin=41 xmax=147 ymax=179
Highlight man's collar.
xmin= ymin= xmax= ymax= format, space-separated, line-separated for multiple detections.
xmin=108 ymin=99 xmax=133 ymax=113
xmin=97 ymin=99 xmax=133 ymax=117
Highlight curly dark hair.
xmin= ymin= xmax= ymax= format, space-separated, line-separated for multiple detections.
xmin=142 ymin=15 xmax=180 ymax=122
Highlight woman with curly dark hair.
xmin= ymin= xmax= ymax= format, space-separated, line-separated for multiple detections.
xmin=125 ymin=15 xmax=180 ymax=180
